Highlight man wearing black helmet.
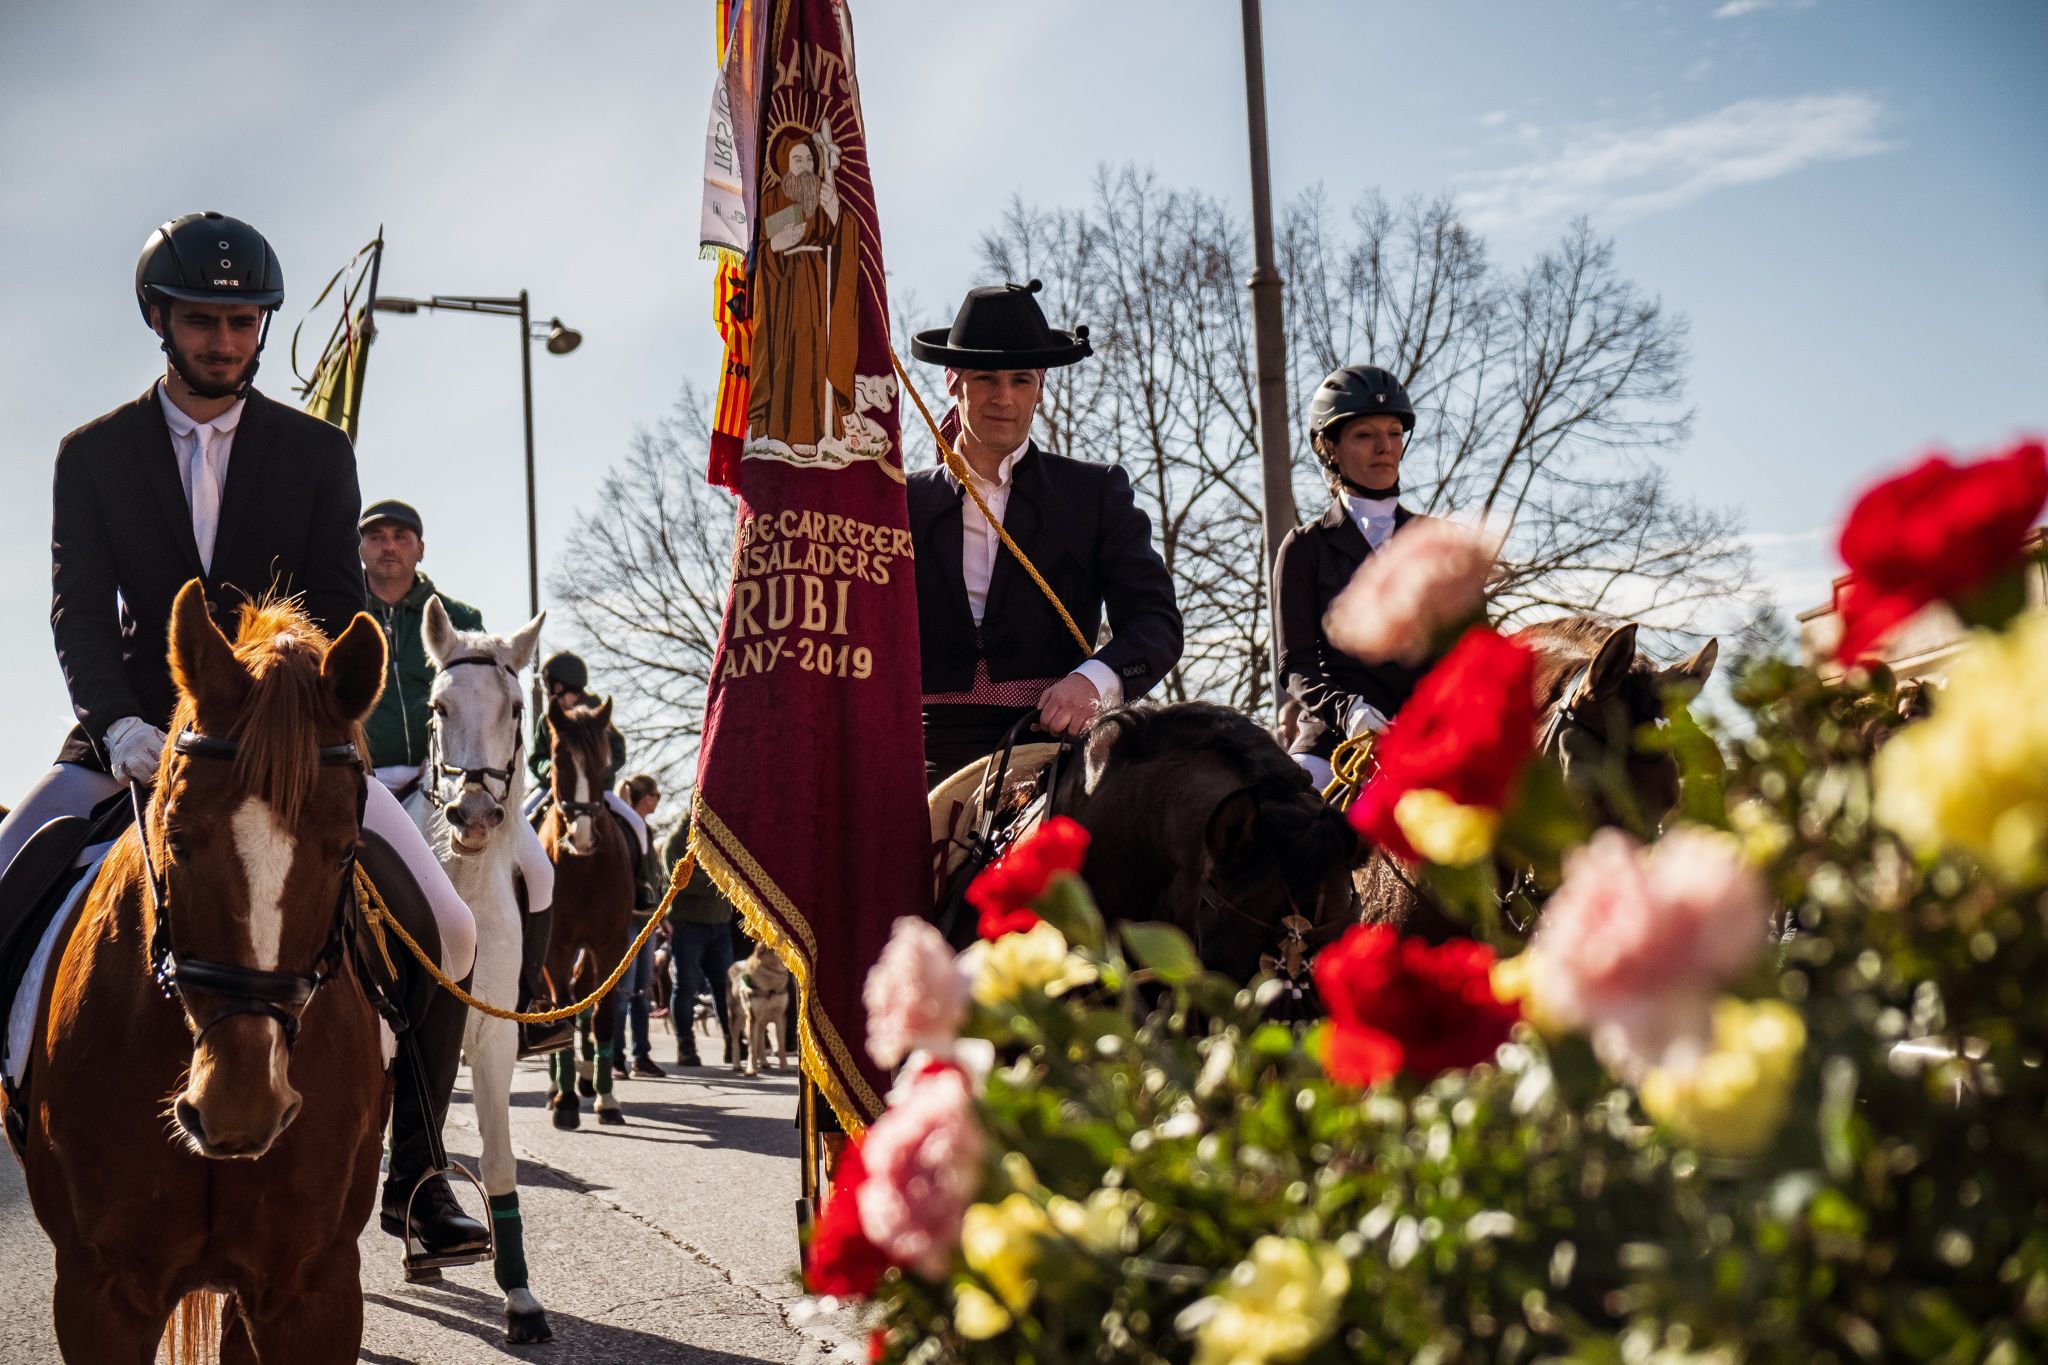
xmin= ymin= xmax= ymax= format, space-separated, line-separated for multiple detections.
xmin=0 ymin=213 xmax=491 ymax=1261
xmin=1272 ymin=364 xmax=1432 ymax=788
xmin=906 ymin=280 xmax=1183 ymax=783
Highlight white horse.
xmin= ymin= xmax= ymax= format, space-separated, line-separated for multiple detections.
xmin=412 ymin=598 xmax=553 ymax=1345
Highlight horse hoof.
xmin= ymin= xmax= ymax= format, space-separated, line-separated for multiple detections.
xmin=577 ymin=1077 xmax=597 ymax=1099
xmin=505 ymin=1307 xmax=554 ymax=1344
xmin=552 ymin=1099 xmax=580 ymax=1131
xmin=598 ymin=1107 xmax=626 ymax=1126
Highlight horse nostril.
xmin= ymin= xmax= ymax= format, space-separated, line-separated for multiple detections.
xmin=445 ymin=804 xmax=467 ymax=830
xmin=484 ymin=807 xmax=504 ymax=829
xmin=174 ymin=1097 xmax=205 ymax=1143
xmin=277 ymin=1098 xmax=302 ymax=1133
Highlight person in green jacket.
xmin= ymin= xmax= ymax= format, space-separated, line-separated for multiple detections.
xmin=361 ymin=498 xmax=569 ymax=1055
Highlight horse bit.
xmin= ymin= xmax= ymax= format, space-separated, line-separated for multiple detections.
xmin=133 ymin=730 xmax=368 ymax=1049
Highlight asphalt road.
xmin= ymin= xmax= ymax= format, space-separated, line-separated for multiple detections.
xmin=0 ymin=1019 xmax=863 ymax=1363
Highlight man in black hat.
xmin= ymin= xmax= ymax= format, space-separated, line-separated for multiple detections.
xmin=1 ymin=213 xmax=492 ymax=1259
xmin=907 ymin=280 xmax=1183 ymax=783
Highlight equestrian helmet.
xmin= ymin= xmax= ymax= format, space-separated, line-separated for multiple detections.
xmin=542 ymin=651 xmax=589 ymax=692
xmin=135 ymin=212 xmax=285 ymax=325
xmin=1306 ymin=365 xmax=1415 ymax=445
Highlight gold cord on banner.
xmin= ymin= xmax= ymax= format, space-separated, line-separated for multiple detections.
xmin=354 ymin=857 xmax=685 ymax=1024
xmin=1321 ymin=733 xmax=1378 ymax=808
xmin=889 ymin=350 xmax=1091 ymax=654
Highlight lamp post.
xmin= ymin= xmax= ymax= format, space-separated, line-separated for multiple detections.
xmin=371 ymin=291 xmax=583 ymax=618
xmin=1240 ymin=0 xmax=1297 ymax=568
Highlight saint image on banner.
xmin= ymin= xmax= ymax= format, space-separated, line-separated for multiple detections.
xmin=746 ymin=124 xmax=862 ymax=464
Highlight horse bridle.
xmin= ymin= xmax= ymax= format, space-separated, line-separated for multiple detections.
xmin=425 ymin=655 xmax=524 ymax=810
xmin=132 ymin=730 xmax=367 ymax=1050
xmin=1194 ymin=783 xmax=1357 ymax=978
xmin=547 ymin=724 xmax=608 ymax=824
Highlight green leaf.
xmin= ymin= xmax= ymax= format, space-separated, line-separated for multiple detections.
xmin=1122 ymin=921 xmax=1203 ymax=984
xmin=1033 ymin=874 xmax=1105 ymax=954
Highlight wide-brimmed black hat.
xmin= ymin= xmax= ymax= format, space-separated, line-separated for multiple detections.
xmin=910 ymin=279 xmax=1091 ymax=369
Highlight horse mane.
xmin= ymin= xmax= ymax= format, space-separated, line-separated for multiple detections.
xmin=1090 ymin=701 xmax=1308 ymax=798
xmin=168 ymin=598 xmax=347 ymax=827
xmin=1512 ymin=615 xmax=1667 ymax=723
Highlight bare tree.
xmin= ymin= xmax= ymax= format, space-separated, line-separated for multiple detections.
xmin=548 ymin=385 xmax=734 ymax=791
xmin=973 ymin=169 xmax=1752 ymax=708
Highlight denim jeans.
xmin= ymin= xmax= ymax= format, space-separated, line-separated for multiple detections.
xmin=669 ymin=918 xmax=736 ymax=1058
xmin=615 ymin=925 xmax=657 ymax=1061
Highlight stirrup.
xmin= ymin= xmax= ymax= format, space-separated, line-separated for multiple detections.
xmin=398 ymin=1160 xmax=495 ymax=1282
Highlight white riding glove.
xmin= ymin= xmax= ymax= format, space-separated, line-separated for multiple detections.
xmin=1345 ymin=700 xmax=1391 ymax=739
xmin=106 ymin=716 xmax=168 ymax=784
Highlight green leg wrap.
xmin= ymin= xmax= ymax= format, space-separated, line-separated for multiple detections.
xmin=490 ymin=1193 xmax=530 ymax=1293
xmin=594 ymin=1041 xmax=615 ymax=1096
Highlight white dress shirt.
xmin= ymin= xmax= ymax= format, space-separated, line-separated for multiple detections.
xmin=959 ymin=443 xmax=1122 ymax=704
xmin=158 ymin=382 xmax=245 ymax=573
xmin=1346 ymin=491 xmax=1400 ymax=552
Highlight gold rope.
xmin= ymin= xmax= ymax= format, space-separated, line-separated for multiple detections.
xmin=889 ymin=350 xmax=1091 ymax=653
xmin=354 ymin=858 xmax=681 ymax=1025
xmin=1321 ymin=732 xmax=1378 ymax=808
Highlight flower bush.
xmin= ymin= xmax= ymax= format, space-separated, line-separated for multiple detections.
xmin=815 ymin=445 xmax=2048 ymax=1363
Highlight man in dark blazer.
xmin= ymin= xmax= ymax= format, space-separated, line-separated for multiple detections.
xmin=908 ymin=280 xmax=1183 ymax=784
xmin=0 ymin=213 xmax=487 ymax=1261
xmin=1271 ymin=364 xmax=1432 ymax=787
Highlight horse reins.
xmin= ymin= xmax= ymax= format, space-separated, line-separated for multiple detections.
xmin=425 ymin=655 xmax=525 ymax=810
xmin=132 ymin=730 xmax=367 ymax=1050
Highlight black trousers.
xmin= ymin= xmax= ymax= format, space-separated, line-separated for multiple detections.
xmin=923 ymin=704 xmax=1037 ymax=790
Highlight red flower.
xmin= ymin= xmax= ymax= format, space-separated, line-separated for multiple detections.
xmin=1312 ymin=925 xmax=1520 ymax=1086
xmin=805 ymin=1141 xmax=893 ymax=1297
xmin=967 ymin=816 xmax=1091 ymax=938
xmin=1351 ymin=627 xmax=1536 ymax=862
xmin=868 ymin=1329 xmax=889 ymax=1363
xmin=1835 ymin=439 xmax=2047 ymax=660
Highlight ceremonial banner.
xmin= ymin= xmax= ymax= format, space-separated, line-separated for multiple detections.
xmin=687 ymin=0 xmax=927 ymax=1132
xmin=703 ymin=0 xmax=765 ymax=487
xmin=295 ymin=233 xmax=384 ymax=442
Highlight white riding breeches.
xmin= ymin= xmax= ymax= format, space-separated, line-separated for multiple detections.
xmin=1293 ymin=752 xmax=1335 ymax=790
xmin=362 ymin=778 xmax=476 ymax=980
xmin=605 ymin=791 xmax=649 ymax=857
xmin=0 ymin=764 xmax=125 ymax=873
xmin=513 ymin=814 xmax=554 ymax=914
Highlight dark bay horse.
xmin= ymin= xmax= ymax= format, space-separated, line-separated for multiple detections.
xmin=1050 ymin=702 xmax=1362 ymax=993
xmin=13 ymin=583 xmax=388 ymax=1362
xmin=1358 ymin=617 xmax=1719 ymax=937
xmin=538 ymin=696 xmax=635 ymax=1129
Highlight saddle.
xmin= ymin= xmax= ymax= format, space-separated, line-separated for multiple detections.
xmin=0 ymin=792 xmax=132 ymax=1156
xmin=928 ymin=716 xmax=1072 ymax=951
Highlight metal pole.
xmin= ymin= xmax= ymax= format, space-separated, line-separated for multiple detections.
xmin=518 ymin=289 xmax=540 ymax=620
xmin=1241 ymin=0 xmax=1297 ymax=570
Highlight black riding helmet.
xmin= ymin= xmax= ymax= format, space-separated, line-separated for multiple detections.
xmin=1306 ymin=364 xmax=1415 ymax=452
xmin=542 ymin=651 xmax=589 ymax=693
xmin=136 ymin=212 xmax=285 ymax=399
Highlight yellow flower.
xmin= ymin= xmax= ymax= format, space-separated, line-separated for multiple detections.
xmin=1489 ymin=950 xmax=1563 ymax=1036
xmin=1874 ymin=612 xmax=2048 ymax=885
xmin=1048 ymin=1187 xmax=1139 ymax=1255
xmin=1393 ymin=788 xmax=1501 ymax=866
xmin=1638 ymin=997 xmax=1806 ymax=1158
xmin=951 ymin=1283 xmax=1012 ymax=1340
xmin=1191 ymin=1237 xmax=1350 ymax=1365
xmin=1728 ymin=799 xmax=1792 ymax=868
xmin=960 ymin=1194 xmax=1050 ymax=1313
xmin=963 ymin=921 xmax=1099 ymax=1007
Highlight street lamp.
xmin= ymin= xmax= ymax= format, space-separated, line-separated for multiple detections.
xmin=371 ymin=290 xmax=582 ymax=618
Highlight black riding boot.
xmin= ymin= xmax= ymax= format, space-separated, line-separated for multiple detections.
xmin=381 ymin=975 xmax=490 ymax=1257
xmin=518 ymin=906 xmax=574 ymax=1058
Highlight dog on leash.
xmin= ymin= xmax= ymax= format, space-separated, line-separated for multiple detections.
xmin=727 ymin=944 xmax=792 ymax=1077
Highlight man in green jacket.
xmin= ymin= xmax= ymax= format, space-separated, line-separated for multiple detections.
xmin=361 ymin=498 xmax=569 ymax=1055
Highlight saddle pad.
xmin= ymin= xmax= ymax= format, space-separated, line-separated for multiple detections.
xmin=5 ymin=846 xmax=109 ymax=1088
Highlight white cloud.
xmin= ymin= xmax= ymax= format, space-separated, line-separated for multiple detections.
xmin=1477 ymin=109 xmax=1510 ymax=128
xmin=1712 ymin=0 xmax=1772 ymax=18
xmin=1457 ymin=92 xmax=1894 ymax=235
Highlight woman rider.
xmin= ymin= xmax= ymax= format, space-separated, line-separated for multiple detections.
xmin=1271 ymin=364 xmax=1430 ymax=789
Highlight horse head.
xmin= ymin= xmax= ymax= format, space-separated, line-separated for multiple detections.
xmin=423 ymin=599 xmax=544 ymax=856
xmin=1519 ymin=619 xmax=1719 ymax=833
xmin=1061 ymin=703 xmax=1361 ymax=992
xmin=546 ymin=695 xmax=613 ymax=857
xmin=156 ymin=580 xmax=383 ymax=1159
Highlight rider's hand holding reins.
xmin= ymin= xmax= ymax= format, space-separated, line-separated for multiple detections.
xmin=106 ymin=716 xmax=168 ymax=784
xmin=1036 ymin=673 xmax=1102 ymax=738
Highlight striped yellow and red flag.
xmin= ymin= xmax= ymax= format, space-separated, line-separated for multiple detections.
xmin=703 ymin=0 xmax=764 ymax=488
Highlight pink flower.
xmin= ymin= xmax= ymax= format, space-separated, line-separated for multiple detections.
xmin=1325 ymin=519 xmax=1499 ymax=666
xmin=864 ymin=918 xmax=972 ymax=1069
xmin=855 ymin=1064 xmax=985 ymax=1278
xmin=1530 ymin=827 xmax=1772 ymax=1078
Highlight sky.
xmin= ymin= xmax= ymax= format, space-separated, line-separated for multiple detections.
xmin=0 ymin=0 xmax=2042 ymax=803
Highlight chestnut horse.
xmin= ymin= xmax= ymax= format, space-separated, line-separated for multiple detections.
xmin=12 ymin=583 xmax=387 ymax=1362
xmin=538 ymin=696 xmax=635 ymax=1129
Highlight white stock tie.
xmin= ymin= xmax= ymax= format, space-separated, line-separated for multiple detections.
xmin=1363 ymin=514 xmax=1395 ymax=551
xmin=188 ymin=426 xmax=222 ymax=573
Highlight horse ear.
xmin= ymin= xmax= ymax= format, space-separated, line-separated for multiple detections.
xmin=168 ymin=579 xmax=250 ymax=716
xmin=1204 ymin=788 xmax=1260 ymax=866
xmin=1573 ymin=622 xmax=1639 ymax=708
xmin=322 ymin=612 xmax=388 ymax=726
xmin=593 ymin=695 xmax=613 ymax=728
xmin=1659 ymin=638 xmax=1719 ymax=702
xmin=421 ymin=596 xmax=457 ymax=669
xmin=504 ymin=611 xmax=547 ymax=674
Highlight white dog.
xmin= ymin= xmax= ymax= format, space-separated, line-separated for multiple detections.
xmin=726 ymin=945 xmax=792 ymax=1077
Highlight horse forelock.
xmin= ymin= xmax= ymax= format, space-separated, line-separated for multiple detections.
xmin=549 ymin=703 xmax=609 ymax=802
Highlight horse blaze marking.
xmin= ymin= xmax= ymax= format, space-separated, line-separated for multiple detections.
xmin=233 ymin=798 xmax=295 ymax=972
